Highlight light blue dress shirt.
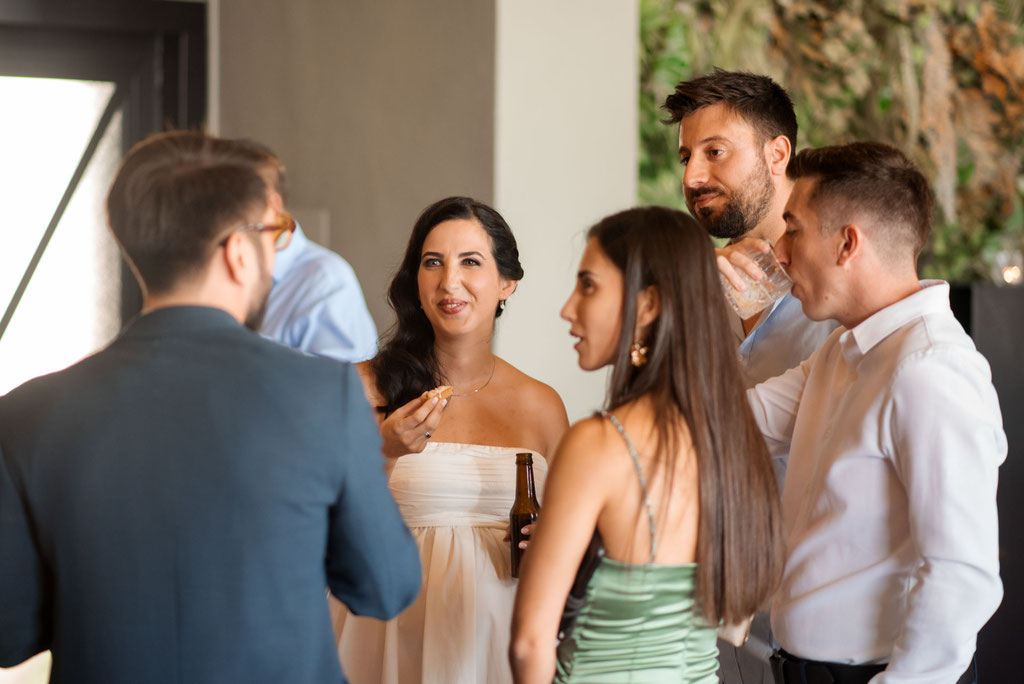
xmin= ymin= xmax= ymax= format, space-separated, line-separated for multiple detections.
xmin=731 ymin=292 xmax=838 ymax=486
xmin=261 ymin=225 xmax=378 ymax=363
xmin=733 ymin=292 xmax=840 ymax=390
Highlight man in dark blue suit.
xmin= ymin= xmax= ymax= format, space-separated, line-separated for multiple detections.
xmin=0 ymin=131 xmax=421 ymax=683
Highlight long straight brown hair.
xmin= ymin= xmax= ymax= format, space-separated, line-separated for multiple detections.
xmin=590 ymin=206 xmax=783 ymax=625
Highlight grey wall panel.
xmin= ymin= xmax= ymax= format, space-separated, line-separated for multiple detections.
xmin=216 ymin=0 xmax=495 ymax=330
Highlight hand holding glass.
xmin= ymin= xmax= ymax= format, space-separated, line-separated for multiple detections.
xmin=719 ymin=242 xmax=792 ymax=319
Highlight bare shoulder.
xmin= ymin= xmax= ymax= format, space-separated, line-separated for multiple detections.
xmin=496 ymin=358 xmax=569 ymax=454
xmin=558 ymin=415 xmax=610 ymax=455
xmin=550 ymin=414 xmax=634 ymax=481
xmin=514 ymin=373 xmax=567 ymax=421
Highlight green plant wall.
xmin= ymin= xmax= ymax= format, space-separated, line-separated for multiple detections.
xmin=639 ymin=0 xmax=1024 ymax=283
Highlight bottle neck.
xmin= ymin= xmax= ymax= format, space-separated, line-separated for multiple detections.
xmin=515 ymin=462 xmax=535 ymax=501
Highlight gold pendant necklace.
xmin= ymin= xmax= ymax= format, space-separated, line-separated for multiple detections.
xmin=450 ymin=357 xmax=497 ymax=398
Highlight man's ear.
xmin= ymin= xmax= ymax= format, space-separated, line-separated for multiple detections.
xmin=634 ymin=285 xmax=661 ymax=338
xmin=767 ymin=135 xmax=791 ymax=177
xmin=221 ymin=232 xmax=250 ymax=285
xmin=836 ymin=224 xmax=864 ymax=267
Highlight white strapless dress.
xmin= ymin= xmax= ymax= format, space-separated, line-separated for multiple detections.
xmin=330 ymin=442 xmax=548 ymax=684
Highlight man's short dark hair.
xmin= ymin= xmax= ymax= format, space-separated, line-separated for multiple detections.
xmin=787 ymin=141 xmax=934 ymax=259
xmin=106 ymin=131 xmax=270 ymax=294
xmin=663 ymin=68 xmax=798 ymax=151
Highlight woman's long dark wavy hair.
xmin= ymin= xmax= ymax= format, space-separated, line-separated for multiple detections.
xmin=371 ymin=196 xmax=524 ymax=416
xmin=590 ymin=206 xmax=783 ymax=625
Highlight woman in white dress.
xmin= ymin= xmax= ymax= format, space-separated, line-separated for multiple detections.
xmin=330 ymin=196 xmax=568 ymax=684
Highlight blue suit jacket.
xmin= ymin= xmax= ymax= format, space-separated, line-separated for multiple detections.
xmin=0 ymin=306 xmax=420 ymax=683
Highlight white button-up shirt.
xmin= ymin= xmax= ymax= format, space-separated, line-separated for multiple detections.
xmin=749 ymin=281 xmax=1006 ymax=683
xmin=731 ymin=292 xmax=840 ymax=487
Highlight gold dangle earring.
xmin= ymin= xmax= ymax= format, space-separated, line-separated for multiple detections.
xmin=630 ymin=337 xmax=648 ymax=367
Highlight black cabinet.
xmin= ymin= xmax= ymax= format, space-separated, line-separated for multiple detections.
xmin=950 ymin=284 xmax=1024 ymax=682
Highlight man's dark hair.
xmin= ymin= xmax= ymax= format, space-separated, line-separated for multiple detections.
xmin=663 ymin=68 xmax=798 ymax=150
xmin=787 ymin=142 xmax=934 ymax=259
xmin=106 ymin=131 xmax=270 ymax=294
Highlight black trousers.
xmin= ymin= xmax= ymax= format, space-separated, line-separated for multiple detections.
xmin=770 ymin=649 xmax=978 ymax=684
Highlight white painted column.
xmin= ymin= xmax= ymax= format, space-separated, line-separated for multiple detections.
xmin=493 ymin=0 xmax=638 ymax=422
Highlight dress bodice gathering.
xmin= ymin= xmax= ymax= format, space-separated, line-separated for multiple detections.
xmin=332 ymin=442 xmax=547 ymax=684
xmin=388 ymin=442 xmax=547 ymax=530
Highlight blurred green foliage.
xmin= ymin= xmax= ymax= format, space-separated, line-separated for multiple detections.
xmin=639 ymin=0 xmax=1024 ymax=282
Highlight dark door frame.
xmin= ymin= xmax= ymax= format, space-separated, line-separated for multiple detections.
xmin=0 ymin=0 xmax=206 ymax=326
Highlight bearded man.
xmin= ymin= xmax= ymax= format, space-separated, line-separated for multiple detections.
xmin=663 ymin=69 xmax=838 ymax=684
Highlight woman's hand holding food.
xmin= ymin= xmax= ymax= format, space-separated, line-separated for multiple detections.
xmin=378 ymin=386 xmax=452 ymax=460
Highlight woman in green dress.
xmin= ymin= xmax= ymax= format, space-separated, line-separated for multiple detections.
xmin=510 ymin=207 xmax=784 ymax=683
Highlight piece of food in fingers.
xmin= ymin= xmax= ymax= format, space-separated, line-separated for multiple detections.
xmin=425 ymin=385 xmax=453 ymax=400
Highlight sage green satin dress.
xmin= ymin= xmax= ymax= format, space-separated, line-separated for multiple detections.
xmin=554 ymin=413 xmax=719 ymax=683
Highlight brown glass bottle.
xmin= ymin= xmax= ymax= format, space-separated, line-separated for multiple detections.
xmin=509 ymin=452 xmax=541 ymax=578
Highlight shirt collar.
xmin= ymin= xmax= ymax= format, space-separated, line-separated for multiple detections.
xmin=839 ymin=280 xmax=949 ymax=366
xmin=272 ymin=223 xmax=308 ymax=283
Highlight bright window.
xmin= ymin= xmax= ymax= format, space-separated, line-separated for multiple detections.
xmin=0 ymin=76 xmax=123 ymax=396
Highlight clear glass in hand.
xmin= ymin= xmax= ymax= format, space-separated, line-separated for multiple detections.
xmin=721 ymin=245 xmax=793 ymax=319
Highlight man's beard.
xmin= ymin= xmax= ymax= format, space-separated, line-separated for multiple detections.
xmin=244 ymin=289 xmax=270 ymax=331
xmin=688 ymin=157 xmax=775 ymax=240
xmin=244 ymin=245 xmax=273 ymax=332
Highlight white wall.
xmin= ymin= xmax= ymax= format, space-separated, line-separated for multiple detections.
xmin=493 ymin=0 xmax=638 ymax=421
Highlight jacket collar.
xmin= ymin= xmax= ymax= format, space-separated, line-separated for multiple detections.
xmin=121 ymin=305 xmax=242 ymax=340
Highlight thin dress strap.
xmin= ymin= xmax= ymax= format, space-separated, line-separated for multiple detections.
xmin=601 ymin=410 xmax=657 ymax=563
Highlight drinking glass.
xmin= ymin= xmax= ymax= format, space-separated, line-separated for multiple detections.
xmin=721 ymin=244 xmax=793 ymax=319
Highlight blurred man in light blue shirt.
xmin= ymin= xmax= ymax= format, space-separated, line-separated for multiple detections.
xmin=229 ymin=139 xmax=378 ymax=362
xmin=262 ymin=223 xmax=378 ymax=362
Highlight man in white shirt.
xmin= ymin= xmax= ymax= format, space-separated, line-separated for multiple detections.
xmin=723 ymin=142 xmax=1006 ymax=684
xmin=665 ymin=69 xmax=839 ymax=684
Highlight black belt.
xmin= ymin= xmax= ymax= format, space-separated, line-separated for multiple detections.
xmin=770 ymin=649 xmax=978 ymax=684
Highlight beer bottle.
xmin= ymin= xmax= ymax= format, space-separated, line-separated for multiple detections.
xmin=509 ymin=452 xmax=541 ymax=578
